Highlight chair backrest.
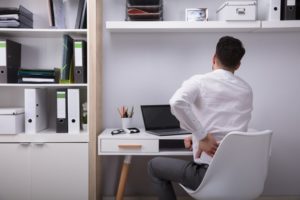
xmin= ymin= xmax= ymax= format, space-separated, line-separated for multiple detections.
xmin=182 ymin=130 xmax=273 ymax=200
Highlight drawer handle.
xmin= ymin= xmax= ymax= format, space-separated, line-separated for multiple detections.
xmin=118 ymin=144 xmax=142 ymax=149
xmin=236 ymin=8 xmax=246 ymax=15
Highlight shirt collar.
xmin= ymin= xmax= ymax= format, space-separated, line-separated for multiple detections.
xmin=213 ymin=69 xmax=234 ymax=78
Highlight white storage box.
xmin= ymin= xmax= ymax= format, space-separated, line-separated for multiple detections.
xmin=217 ymin=1 xmax=257 ymax=21
xmin=0 ymin=108 xmax=25 ymax=134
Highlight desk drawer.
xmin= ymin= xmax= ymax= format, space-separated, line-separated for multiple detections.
xmin=100 ymin=139 xmax=159 ymax=153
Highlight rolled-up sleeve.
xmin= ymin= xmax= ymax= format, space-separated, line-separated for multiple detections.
xmin=169 ymin=76 xmax=206 ymax=141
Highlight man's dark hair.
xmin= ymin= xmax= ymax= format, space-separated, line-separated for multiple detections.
xmin=216 ymin=36 xmax=245 ymax=69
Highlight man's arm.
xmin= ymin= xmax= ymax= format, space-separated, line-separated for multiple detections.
xmin=169 ymin=76 xmax=206 ymax=141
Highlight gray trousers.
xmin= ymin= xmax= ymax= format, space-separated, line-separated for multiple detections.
xmin=148 ymin=157 xmax=208 ymax=200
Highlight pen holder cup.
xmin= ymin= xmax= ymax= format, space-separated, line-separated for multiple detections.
xmin=121 ymin=118 xmax=132 ymax=129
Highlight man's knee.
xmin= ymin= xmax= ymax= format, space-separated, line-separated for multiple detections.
xmin=148 ymin=157 xmax=163 ymax=177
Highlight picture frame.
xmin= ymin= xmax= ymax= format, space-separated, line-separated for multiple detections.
xmin=185 ymin=8 xmax=208 ymax=21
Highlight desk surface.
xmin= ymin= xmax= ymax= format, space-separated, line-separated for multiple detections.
xmin=98 ymin=129 xmax=193 ymax=156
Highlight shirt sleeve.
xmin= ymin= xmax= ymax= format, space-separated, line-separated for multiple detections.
xmin=169 ymin=76 xmax=206 ymax=141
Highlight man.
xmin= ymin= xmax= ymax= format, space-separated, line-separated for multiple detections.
xmin=148 ymin=36 xmax=253 ymax=200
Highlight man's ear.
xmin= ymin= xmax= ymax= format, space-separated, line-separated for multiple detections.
xmin=212 ymin=54 xmax=216 ymax=65
xmin=235 ymin=62 xmax=241 ymax=70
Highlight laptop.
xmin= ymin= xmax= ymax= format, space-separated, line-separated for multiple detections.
xmin=141 ymin=105 xmax=190 ymax=136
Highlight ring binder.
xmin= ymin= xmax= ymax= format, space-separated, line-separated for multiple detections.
xmin=0 ymin=39 xmax=21 ymax=83
xmin=56 ymin=89 xmax=68 ymax=133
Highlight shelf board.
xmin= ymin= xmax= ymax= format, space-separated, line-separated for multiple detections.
xmin=106 ymin=21 xmax=261 ymax=32
xmin=0 ymin=28 xmax=87 ymax=37
xmin=261 ymin=20 xmax=300 ymax=31
xmin=99 ymin=151 xmax=193 ymax=156
xmin=0 ymin=130 xmax=89 ymax=143
xmin=0 ymin=83 xmax=87 ymax=88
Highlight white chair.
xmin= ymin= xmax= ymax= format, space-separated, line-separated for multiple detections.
xmin=181 ymin=130 xmax=273 ymax=200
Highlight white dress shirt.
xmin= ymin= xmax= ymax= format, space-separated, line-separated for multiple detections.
xmin=169 ymin=69 xmax=253 ymax=164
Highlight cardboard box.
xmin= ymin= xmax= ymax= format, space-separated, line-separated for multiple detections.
xmin=0 ymin=108 xmax=24 ymax=134
xmin=217 ymin=1 xmax=257 ymax=21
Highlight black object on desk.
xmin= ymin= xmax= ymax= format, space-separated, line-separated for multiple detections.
xmin=111 ymin=129 xmax=126 ymax=135
xmin=127 ymin=127 xmax=140 ymax=133
xmin=111 ymin=128 xmax=140 ymax=135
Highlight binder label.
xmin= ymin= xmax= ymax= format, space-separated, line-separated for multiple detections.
xmin=57 ymin=91 xmax=66 ymax=118
xmin=75 ymin=41 xmax=83 ymax=67
xmin=287 ymin=0 xmax=296 ymax=6
xmin=0 ymin=41 xmax=6 ymax=66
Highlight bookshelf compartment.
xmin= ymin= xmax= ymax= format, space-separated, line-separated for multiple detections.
xmin=0 ymin=0 xmax=87 ymax=30
xmin=0 ymin=87 xmax=88 ymax=138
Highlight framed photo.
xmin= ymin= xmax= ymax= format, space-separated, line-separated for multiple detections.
xmin=185 ymin=8 xmax=208 ymax=21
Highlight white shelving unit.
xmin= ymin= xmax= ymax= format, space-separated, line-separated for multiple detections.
xmin=0 ymin=1 xmax=93 ymax=199
xmin=0 ymin=1 xmax=88 ymax=140
xmin=106 ymin=20 xmax=300 ymax=32
xmin=106 ymin=21 xmax=261 ymax=32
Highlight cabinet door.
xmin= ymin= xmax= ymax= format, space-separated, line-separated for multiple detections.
xmin=31 ymin=143 xmax=88 ymax=200
xmin=0 ymin=143 xmax=31 ymax=200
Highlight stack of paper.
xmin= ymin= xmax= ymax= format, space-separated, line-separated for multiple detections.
xmin=0 ymin=5 xmax=33 ymax=28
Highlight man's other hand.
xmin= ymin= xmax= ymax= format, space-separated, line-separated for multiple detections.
xmin=184 ymin=136 xmax=193 ymax=150
xmin=196 ymin=133 xmax=219 ymax=158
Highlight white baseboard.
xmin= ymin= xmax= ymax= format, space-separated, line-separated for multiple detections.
xmin=103 ymin=196 xmax=300 ymax=200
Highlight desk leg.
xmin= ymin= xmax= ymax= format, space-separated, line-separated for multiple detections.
xmin=116 ymin=155 xmax=132 ymax=200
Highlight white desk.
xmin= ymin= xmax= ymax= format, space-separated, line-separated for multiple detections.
xmin=98 ymin=129 xmax=192 ymax=200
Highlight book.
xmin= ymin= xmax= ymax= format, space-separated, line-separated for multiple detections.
xmin=18 ymin=68 xmax=57 ymax=77
xmin=50 ymin=0 xmax=65 ymax=28
xmin=0 ymin=5 xmax=33 ymax=21
xmin=60 ymin=35 xmax=74 ymax=83
xmin=76 ymin=0 xmax=87 ymax=29
xmin=0 ymin=20 xmax=20 ymax=28
xmin=47 ymin=0 xmax=55 ymax=27
xmin=0 ymin=5 xmax=33 ymax=28
xmin=80 ymin=0 xmax=87 ymax=29
xmin=19 ymin=77 xmax=55 ymax=83
xmin=17 ymin=68 xmax=60 ymax=83
xmin=0 ymin=15 xmax=33 ymax=27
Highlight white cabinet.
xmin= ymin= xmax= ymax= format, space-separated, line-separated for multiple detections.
xmin=0 ymin=143 xmax=31 ymax=200
xmin=0 ymin=143 xmax=88 ymax=200
xmin=31 ymin=143 xmax=88 ymax=200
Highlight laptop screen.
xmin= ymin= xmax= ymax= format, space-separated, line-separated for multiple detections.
xmin=141 ymin=105 xmax=180 ymax=130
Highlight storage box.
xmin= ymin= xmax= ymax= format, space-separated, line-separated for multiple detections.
xmin=0 ymin=108 xmax=25 ymax=134
xmin=217 ymin=1 xmax=257 ymax=21
xmin=126 ymin=0 xmax=163 ymax=21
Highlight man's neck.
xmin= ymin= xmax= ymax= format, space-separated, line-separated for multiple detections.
xmin=213 ymin=65 xmax=235 ymax=74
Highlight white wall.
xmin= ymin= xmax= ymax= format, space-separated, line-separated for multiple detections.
xmin=101 ymin=0 xmax=300 ymax=196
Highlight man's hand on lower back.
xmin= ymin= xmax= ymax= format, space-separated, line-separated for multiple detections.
xmin=196 ymin=133 xmax=219 ymax=158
